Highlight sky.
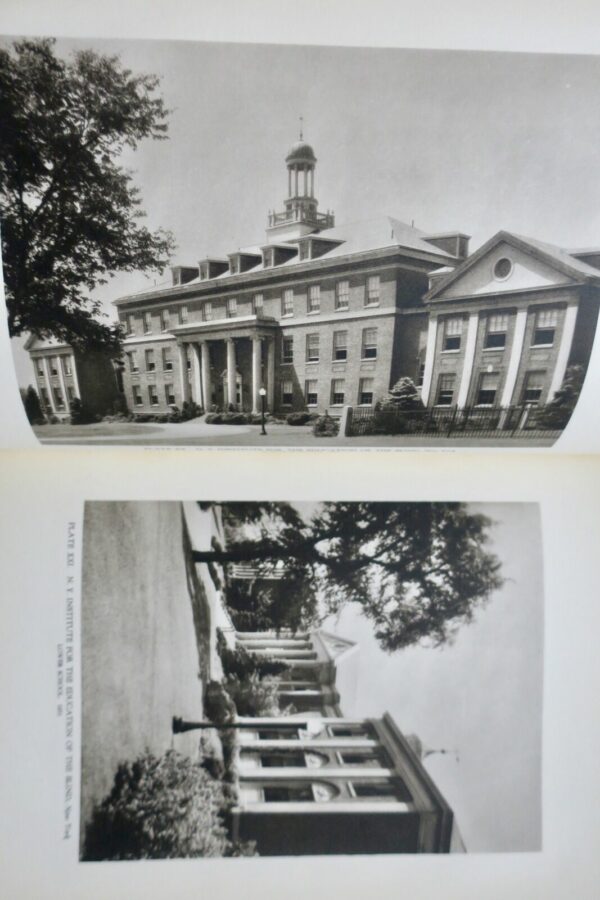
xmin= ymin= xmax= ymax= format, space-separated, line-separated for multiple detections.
xmin=6 ymin=35 xmax=600 ymax=385
xmin=316 ymin=502 xmax=545 ymax=853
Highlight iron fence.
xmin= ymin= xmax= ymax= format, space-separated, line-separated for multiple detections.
xmin=347 ymin=404 xmax=566 ymax=440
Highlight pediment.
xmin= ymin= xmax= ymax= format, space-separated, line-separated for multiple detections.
xmin=317 ymin=630 xmax=357 ymax=660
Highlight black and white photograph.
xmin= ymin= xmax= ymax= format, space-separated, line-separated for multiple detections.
xmin=80 ymin=500 xmax=543 ymax=858
xmin=3 ymin=35 xmax=600 ymax=448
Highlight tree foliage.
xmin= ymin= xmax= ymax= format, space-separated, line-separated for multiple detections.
xmin=536 ymin=364 xmax=584 ymax=429
xmin=384 ymin=376 xmax=424 ymax=410
xmin=0 ymin=38 xmax=175 ymax=351
xmin=20 ymin=384 xmax=44 ymax=423
xmin=82 ymin=750 xmax=250 ymax=860
xmin=195 ymin=502 xmax=503 ymax=652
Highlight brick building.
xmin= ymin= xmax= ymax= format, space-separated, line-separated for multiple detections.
xmin=114 ymin=138 xmax=465 ymax=417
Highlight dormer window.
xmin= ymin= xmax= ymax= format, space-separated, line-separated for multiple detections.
xmin=229 ymin=258 xmax=238 ymax=275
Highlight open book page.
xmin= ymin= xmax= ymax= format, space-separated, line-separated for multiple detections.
xmin=2 ymin=23 xmax=600 ymax=451
xmin=0 ymin=449 xmax=599 ymax=897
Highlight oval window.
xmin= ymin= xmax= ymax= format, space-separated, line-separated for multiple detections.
xmin=493 ymin=257 xmax=512 ymax=280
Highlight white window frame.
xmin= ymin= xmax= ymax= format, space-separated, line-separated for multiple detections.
xmin=305 ymin=379 xmax=318 ymax=406
xmin=148 ymin=384 xmax=159 ymax=407
xmin=145 ymin=349 xmax=155 ymax=372
xmin=308 ymin=284 xmax=321 ymax=314
xmin=333 ymin=330 xmax=348 ymax=361
xmin=331 ymin=378 xmax=345 ymax=406
xmin=365 ymin=275 xmax=380 ymax=307
xmin=306 ymin=333 xmax=320 ymax=363
xmin=281 ymin=379 xmax=294 ymax=405
xmin=361 ymin=328 xmax=378 ymax=360
xmin=335 ymin=280 xmax=349 ymax=311
xmin=179 ymin=305 xmax=189 ymax=325
xmin=161 ymin=309 xmax=170 ymax=332
xmin=358 ymin=377 xmax=375 ymax=406
xmin=282 ymin=336 xmax=294 ymax=364
xmin=282 ymin=289 xmax=294 ymax=318
xmin=143 ymin=312 xmax=152 ymax=334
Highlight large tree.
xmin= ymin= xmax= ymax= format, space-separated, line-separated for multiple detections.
xmin=0 ymin=38 xmax=175 ymax=351
xmin=195 ymin=502 xmax=503 ymax=652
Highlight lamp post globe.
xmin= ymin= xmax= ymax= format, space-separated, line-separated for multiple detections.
xmin=259 ymin=387 xmax=267 ymax=435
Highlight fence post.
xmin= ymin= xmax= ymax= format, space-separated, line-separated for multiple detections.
xmin=446 ymin=406 xmax=458 ymax=437
xmin=339 ymin=405 xmax=353 ymax=437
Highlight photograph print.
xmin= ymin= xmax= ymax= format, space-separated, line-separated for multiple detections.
xmin=80 ymin=500 xmax=543 ymax=858
xmin=3 ymin=36 xmax=600 ymax=447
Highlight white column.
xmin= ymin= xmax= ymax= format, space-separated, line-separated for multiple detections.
xmin=251 ymin=336 xmax=262 ymax=415
xmin=178 ymin=344 xmax=191 ymax=403
xmin=456 ymin=312 xmax=479 ymax=408
xmin=70 ymin=354 xmax=81 ymax=399
xmin=548 ymin=302 xmax=579 ymax=400
xmin=500 ymin=309 xmax=527 ymax=407
xmin=303 ymin=166 xmax=308 ymax=196
xmin=226 ymin=338 xmax=236 ymax=409
xmin=240 ymin=767 xmax=392 ymax=782
xmin=191 ymin=343 xmax=202 ymax=405
xmin=200 ymin=342 xmax=211 ymax=410
xmin=42 ymin=357 xmax=57 ymax=413
xmin=420 ymin=318 xmax=438 ymax=405
xmin=245 ymin=738 xmax=378 ymax=751
xmin=240 ymin=802 xmax=410 ymax=815
xmin=57 ymin=355 xmax=69 ymax=410
xmin=294 ymin=166 xmax=298 ymax=196
xmin=267 ymin=338 xmax=275 ymax=411
xmin=288 ymin=168 xmax=292 ymax=197
xmin=310 ymin=168 xmax=314 ymax=197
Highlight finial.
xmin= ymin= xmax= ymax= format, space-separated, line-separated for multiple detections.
xmin=299 ymin=115 xmax=303 ymax=140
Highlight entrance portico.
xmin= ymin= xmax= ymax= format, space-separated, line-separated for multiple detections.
xmin=172 ymin=315 xmax=278 ymax=413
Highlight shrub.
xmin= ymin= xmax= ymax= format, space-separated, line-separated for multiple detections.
xmin=385 ymin=376 xmax=425 ymax=411
xmin=21 ymin=385 xmax=44 ymax=423
xmin=286 ymin=411 xmax=311 ymax=425
xmin=205 ymin=412 xmax=222 ymax=424
xmin=224 ymin=673 xmax=282 ymax=717
xmin=312 ymin=413 xmax=339 ymax=437
xmin=536 ymin=365 xmax=584 ymax=430
xmin=204 ymin=680 xmax=237 ymax=725
xmin=70 ymin=397 xmax=93 ymax=425
xmin=82 ymin=750 xmax=234 ymax=860
xmin=216 ymin=629 xmax=288 ymax=680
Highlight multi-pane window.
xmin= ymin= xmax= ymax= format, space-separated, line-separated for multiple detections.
xmin=148 ymin=385 xmax=159 ymax=406
xmin=366 ymin=275 xmax=380 ymax=306
xmin=162 ymin=348 xmax=173 ymax=371
xmin=133 ymin=386 xmax=143 ymax=406
xmin=308 ymin=284 xmax=321 ymax=314
xmin=282 ymin=336 xmax=294 ymax=364
xmin=128 ymin=351 xmax=139 ymax=373
xmin=63 ymin=357 xmax=72 ymax=375
xmin=443 ymin=318 xmax=463 ymax=351
xmin=253 ymin=293 xmax=264 ymax=315
xmin=436 ymin=373 xmax=456 ymax=406
xmin=40 ymin=387 xmax=50 ymax=407
xmin=522 ymin=370 xmax=546 ymax=405
xmin=50 ymin=357 xmax=58 ymax=376
xmin=331 ymin=379 xmax=345 ymax=405
xmin=282 ymin=289 xmax=294 ymax=317
xmin=161 ymin=309 xmax=170 ymax=332
xmin=305 ymin=380 xmax=318 ymax=406
xmin=361 ymin=328 xmax=378 ymax=359
xmin=66 ymin=386 xmax=75 ymax=403
xmin=339 ymin=750 xmax=391 ymax=767
xmin=416 ymin=361 xmax=425 ymax=388
xmin=145 ymin=349 xmax=155 ymax=372
xmin=53 ymin=387 xmax=65 ymax=410
xmin=126 ymin=313 xmax=136 ymax=335
xmin=484 ymin=314 xmax=509 ymax=349
xmin=263 ymin=785 xmax=314 ymax=803
xmin=227 ymin=297 xmax=237 ymax=318
xmin=165 ymin=383 xmax=176 ymax=405
xmin=186 ymin=347 xmax=192 ymax=370
xmin=351 ymin=780 xmax=412 ymax=802
xmin=333 ymin=331 xmax=348 ymax=361
xmin=204 ymin=302 xmax=213 ymax=322
xmin=281 ymin=380 xmax=294 ymax=405
xmin=260 ymin=753 xmax=306 ymax=768
xmin=476 ymin=371 xmax=500 ymax=406
xmin=179 ymin=305 xmax=189 ymax=325
xmin=306 ymin=333 xmax=320 ymax=362
xmin=36 ymin=361 xmax=44 ymax=377
xmin=335 ymin=280 xmax=349 ymax=310
xmin=358 ymin=377 xmax=374 ymax=406
xmin=143 ymin=312 xmax=152 ymax=334
xmin=532 ymin=309 xmax=559 ymax=346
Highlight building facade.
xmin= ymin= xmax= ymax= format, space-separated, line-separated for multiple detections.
xmin=24 ymin=335 xmax=123 ymax=421
xmin=114 ymin=139 xmax=466 ymax=417
xmin=227 ymin=628 xmax=459 ymax=855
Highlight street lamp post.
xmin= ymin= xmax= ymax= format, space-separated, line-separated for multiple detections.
xmin=259 ymin=387 xmax=267 ymax=435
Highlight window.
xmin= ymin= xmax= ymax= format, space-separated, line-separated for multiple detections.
xmin=53 ymin=387 xmax=65 ymax=410
xmin=333 ymin=331 xmax=348 ymax=361
xmin=179 ymin=305 xmax=188 ymax=325
xmin=331 ymin=379 xmax=345 ymax=405
xmin=227 ymin=297 xmax=237 ymax=318
xmin=366 ymin=275 xmax=380 ymax=306
xmin=36 ymin=361 xmax=45 ymax=377
xmin=493 ymin=257 xmax=513 ymax=280
xmin=443 ymin=318 xmax=463 ymax=351
xmin=148 ymin=385 xmax=159 ymax=406
xmin=260 ymin=753 xmax=306 ymax=768
xmin=145 ymin=349 xmax=155 ymax=372
xmin=484 ymin=314 xmax=509 ymax=349
xmin=358 ymin=377 xmax=374 ymax=406
xmin=335 ymin=280 xmax=349 ymax=311
xmin=306 ymin=333 xmax=320 ymax=362
xmin=436 ymin=373 xmax=456 ymax=406
xmin=162 ymin=348 xmax=173 ymax=371
xmin=161 ymin=309 xmax=170 ymax=332
xmin=263 ymin=785 xmax=313 ymax=803
xmin=330 ymin=724 xmax=373 ymax=738
xmin=477 ymin=371 xmax=500 ymax=406
xmin=340 ymin=750 xmax=391 ymax=767
xmin=133 ymin=386 xmax=143 ymax=406
xmin=416 ymin=361 xmax=425 ymax=388
xmin=361 ymin=328 xmax=378 ymax=359
xmin=164 ymin=383 xmax=175 ymax=405
xmin=128 ymin=351 xmax=139 ymax=373
xmin=204 ymin=301 xmax=213 ymax=322
xmin=532 ymin=309 xmax=558 ymax=346
xmin=186 ymin=347 xmax=192 ymax=370
xmin=126 ymin=313 xmax=135 ymax=335
xmin=282 ymin=336 xmax=294 ymax=364
xmin=351 ymin=780 xmax=412 ymax=802
xmin=522 ymin=370 xmax=546 ymax=405
xmin=281 ymin=379 xmax=294 ymax=405
xmin=258 ymin=730 xmax=299 ymax=741
xmin=308 ymin=284 xmax=320 ymax=314
xmin=253 ymin=293 xmax=264 ymax=315
xmin=143 ymin=312 xmax=152 ymax=334
xmin=282 ymin=289 xmax=294 ymax=317
xmin=50 ymin=357 xmax=58 ymax=376
xmin=66 ymin=386 xmax=75 ymax=403
xmin=63 ymin=357 xmax=72 ymax=375
xmin=305 ymin=380 xmax=318 ymax=406
xmin=40 ymin=387 xmax=50 ymax=407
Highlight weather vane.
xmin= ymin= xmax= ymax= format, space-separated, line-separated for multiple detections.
xmin=299 ymin=115 xmax=304 ymax=140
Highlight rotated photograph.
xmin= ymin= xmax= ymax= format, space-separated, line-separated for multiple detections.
xmin=80 ymin=500 xmax=543 ymax=857
xmin=3 ymin=36 xmax=599 ymax=447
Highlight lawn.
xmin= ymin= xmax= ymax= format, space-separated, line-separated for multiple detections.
xmin=80 ymin=502 xmax=211 ymax=854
